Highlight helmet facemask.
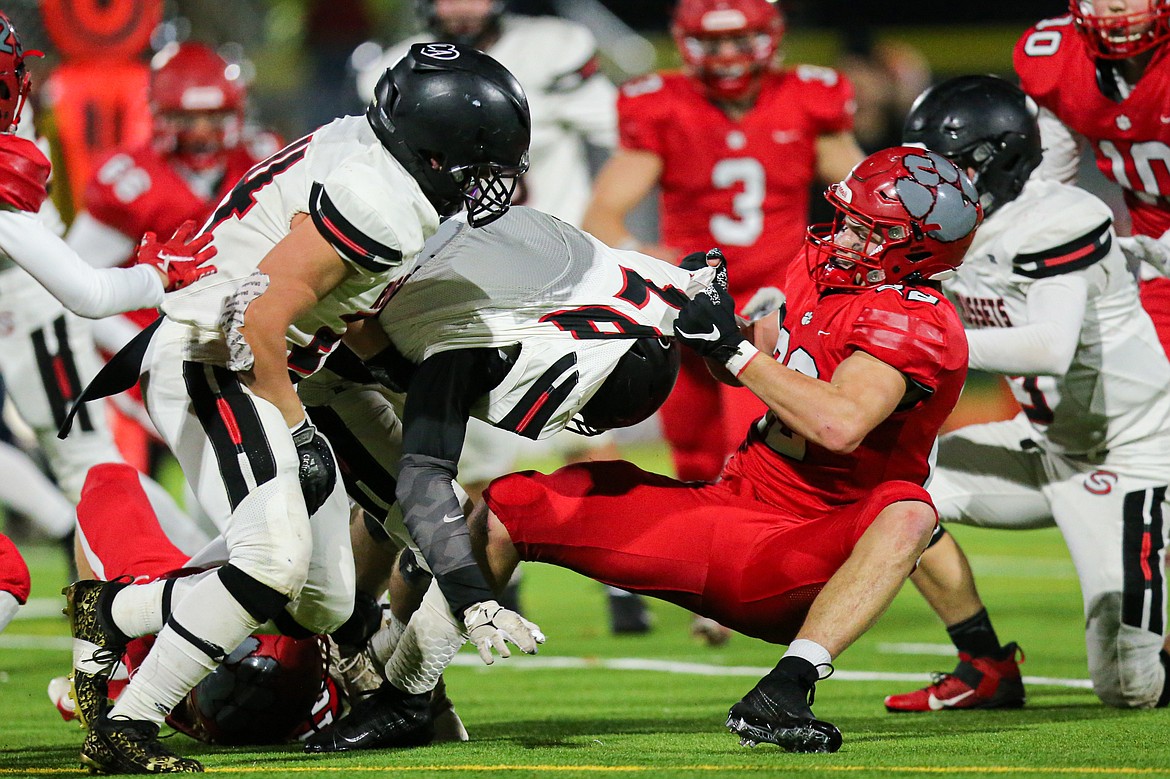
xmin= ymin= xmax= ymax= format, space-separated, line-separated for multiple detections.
xmin=0 ymin=13 xmax=40 ymax=134
xmin=807 ymin=208 xmax=916 ymax=291
xmin=671 ymin=0 xmax=784 ymax=103
xmin=1071 ymin=0 xmax=1170 ymax=59
xmin=447 ymin=153 xmax=528 ymax=227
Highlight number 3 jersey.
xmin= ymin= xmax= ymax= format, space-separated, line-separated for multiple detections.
xmin=162 ymin=114 xmax=440 ymax=374
xmin=722 ymin=262 xmax=968 ymax=515
xmin=1015 ymin=15 xmax=1170 ymax=239
xmin=376 ymin=206 xmax=709 ymax=440
xmin=945 ymin=178 xmax=1170 ymax=455
xmin=617 ymin=68 xmax=854 ymax=297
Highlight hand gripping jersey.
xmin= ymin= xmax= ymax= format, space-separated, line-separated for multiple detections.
xmin=947 ymin=178 xmax=1170 ymax=454
xmin=1015 ymin=16 xmax=1170 ymax=239
xmin=0 ymin=133 xmax=49 ymax=214
xmin=377 ymin=206 xmax=702 ymax=439
xmin=362 ymin=15 xmax=616 ymax=227
xmin=163 ymin=114 xmax=440 ymax=377
xmin=617 ymin=68 xmax=854 ymax=297
xmin=722 ymin=261 xmax=968 ymax=513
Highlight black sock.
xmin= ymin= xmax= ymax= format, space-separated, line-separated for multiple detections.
xmin=1157 ymin=650 xmax=1170 ymax=708
xmin=946 ymin=608 xmax=1002 ymax=658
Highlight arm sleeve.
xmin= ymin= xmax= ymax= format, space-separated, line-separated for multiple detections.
xmin=965 ymin=273 xmax=1088 ymax=376
xmin=0 ymin=210 xmax=164 ymax=318
xmin=396 ymin=347 xmax=513 ymax=617
xmin=64 ymin=211 xmax=139 ymax=269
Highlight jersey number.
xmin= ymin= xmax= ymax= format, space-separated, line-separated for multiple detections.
xmin=710 ymin=158 xmax=765 ymax=246
xmin=207 ymin=135 xmax=311 ymax=231
xmin=1021 ymin=16 xmax=1072 ymax=57
xmin=1099 ymin=140 xmax=1170 ymax=198
xmin=759 ymin=328 xmax=819 ymax=460
xmin=96 ymin=154 xmax=151 ymax=204
xmin=539 ymin=266 xmax=687 ymax=338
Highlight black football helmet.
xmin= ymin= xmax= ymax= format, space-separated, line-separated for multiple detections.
xmin=574 ymin=337 xmax=681 ymax=435
xmin=415 ymin=0 xmax=505 ymax=47
xmin=902 ymin=75 xmax=1042 ymax=217
xmin=367 ymin=42 xmax=530 ymax=227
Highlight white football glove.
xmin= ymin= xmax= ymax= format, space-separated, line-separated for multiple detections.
xmin=1117 ymin=234 xmax=1170 ymax=278
xmin=462 ymin=600 xmax=546 ymax=665
xmin=217 ymin=270 xmax=270 ymax=372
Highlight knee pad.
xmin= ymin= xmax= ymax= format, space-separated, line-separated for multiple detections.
xmin=223 ymin=478 xmax=312 ymax=598
xmin=926 ymin=524 xmax=948 ymax=549
xmin=1085 ymin=591 xmax=1167 ymax=708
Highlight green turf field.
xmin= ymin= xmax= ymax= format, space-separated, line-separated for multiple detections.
xmin=1 ymin=444 xmax=1167 ymax=778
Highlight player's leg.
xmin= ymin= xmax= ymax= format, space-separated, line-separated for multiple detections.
xmin=883 ymin=419 xmax=1050 ymax=712
xmin=0 ymin=533 xmax=30 ymax=634
xmin=69 ymin=328 xmax=315 ymax=773
xmin=658 ymin=350 xmax=726 ymax=481
xmin=1050 ymin=460 xmax=1170 ymax=708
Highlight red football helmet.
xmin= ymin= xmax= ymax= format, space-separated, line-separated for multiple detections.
xmin=806 ymin=146 xmax=982 ymax=292
xmin=150 ymin=42 xmax=245 ymax=171
xmin=671 ymin=0 xmax=784 ymax=102
xmin=1070 ymin=0 xmax=1170 ymax=59
xmin=0 ymin=12 xmax=41 ymax=133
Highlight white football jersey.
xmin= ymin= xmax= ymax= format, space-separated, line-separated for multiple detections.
xmin=946 ymin=178 xmax=1170 ymax=453
xmin=162 ymin=114 xmax=439 ymax=374
xmin=360 ymin=15 xmax=617 ymax=227
xmin=377 ymin=206 xmax=702 ymax=439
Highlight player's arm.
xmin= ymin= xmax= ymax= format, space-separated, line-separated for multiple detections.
xmin=1032 ymin=107 xmax=1083 ymax=185
xmin=581 ymin=148 xmax=670 ymax=258
xmin=398 ymin=348 xmax=544 ymax=662
xmin=242 ymin=216 xmax=352 ymax=426
xmin=965 ymin=270 xmax=1090 ymax=377
xmin=64 ymin=211 xmax=138 ymax=269
xmin=814 ymin=130 xmax=865 ymax=184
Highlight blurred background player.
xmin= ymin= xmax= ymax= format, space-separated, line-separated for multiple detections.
xmin=64 ymin=41 xmax=277 ymax=480
xmin=1014 ymin=0 xmax=1170 ymax=355
xmin=355 ymin=0 xmax=642 ymax=633
xmin=581 ymin=0 xmax=863 ymax=641
xmin=0 ymin=12 xmax=209 ymax=564
xmin=885 ymin=75 xmax=1170 ymax=712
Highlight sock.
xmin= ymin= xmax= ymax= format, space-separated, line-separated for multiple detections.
xmin=108 ymin=571 xmax=261 ymax=724
xmin=947 ymin=608 xmax=1003 ymax=658
xmin=384 ymin=579 xmax=465 ymax=695
xmin=1157 ymin=650 xmax=1170 ymax=709
xmin=369 ymin=607 xmax=408 ymax=667
xmin=783 ymin=639 xmax=833 ymax=679
xmin=108 ymin=570 xmax=215 ymax=639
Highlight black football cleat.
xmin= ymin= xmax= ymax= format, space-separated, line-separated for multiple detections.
xmin=63 ymin=579 xmax=132 ymax=728
xmin=607 ymin=590 xmax=652 ymax=635
xmin=80 ymin=715 xmax=203 ymax=774
xmin=303 ymin=682 xmax=434 ymax=753
xmin=726 ymin=658 xmax=842 ymax=753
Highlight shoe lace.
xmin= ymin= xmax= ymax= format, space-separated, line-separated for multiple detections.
xmin=807 ymin=663 xmax=835 ymax=706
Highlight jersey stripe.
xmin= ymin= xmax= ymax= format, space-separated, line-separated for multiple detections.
xmin=1013 ymin=219 xmax=1112 ymax=278
xmin=498 ymin=353 xmax=578 ymax=439
xmin=309 ymin=182 xmax=403 ymax=273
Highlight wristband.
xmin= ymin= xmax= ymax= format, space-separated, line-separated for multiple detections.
xmin=290 ymin=419 xmax=316 ymax=446
xmin=724 ymin=341 xmax=760 ymax=377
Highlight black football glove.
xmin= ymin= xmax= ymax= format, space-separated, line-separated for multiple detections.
xmin=291 ymin=420 xmax=337 ymax=515
xmin=673 ymin=250 xmax=747 ymax=364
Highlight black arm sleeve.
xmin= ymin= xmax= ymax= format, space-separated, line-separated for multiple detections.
xmin=396 ymin=347 xmax=513 ymax=617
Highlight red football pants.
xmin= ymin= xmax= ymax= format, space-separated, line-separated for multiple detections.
xmin=485 ymin=460 xmax=932 ymax=645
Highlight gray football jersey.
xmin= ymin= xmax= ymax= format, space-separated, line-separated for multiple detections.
xmin=378 ymin=206 xmax=703 ymax=439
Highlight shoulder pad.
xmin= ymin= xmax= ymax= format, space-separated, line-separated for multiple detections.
xmin=1013 ymin=218 xmax=1112 ymax=279
xmin=0 ymin=134 xmax=50 ymax=213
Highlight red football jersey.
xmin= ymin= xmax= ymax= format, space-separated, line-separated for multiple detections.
xmin=83 ymin=143 xmax=265 ymax=249
xmin=1015 ymin=16 xmax=1170 ymax=238
xmin=0 ymin=134 xmax=50 ymax=213
xmin=617 ymin=67 xmax=854 ymax=297
xmin=722 ymin=260 xmax=968 ymax=514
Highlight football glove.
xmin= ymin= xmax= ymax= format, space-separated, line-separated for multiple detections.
xmin=137 ymin=220 xmax=218 ymax=292
xmin=218 ymin=271 xmax=270 ymax=372
xmin=463 ymin=599 xmax=546 ymax=666
xmin=1117 ymin=234 xmax=1170 ymax=277
xmin=674 ymin=250 xmax=749 ymax=363
xmin=290 ymin=419 xmax=337 ymax=515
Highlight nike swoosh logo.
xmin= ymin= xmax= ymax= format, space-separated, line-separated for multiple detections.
xmin=927 ymin=689 xmax=975 ymax=710
xmin=676 ymin=324 xmax=721 ymax=341
xmin=442 ymin=513 xmax=463 ymax=523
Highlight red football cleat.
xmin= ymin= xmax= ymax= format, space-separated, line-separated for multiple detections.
xmin=884 ymin=643 xmax=1025 ymax=712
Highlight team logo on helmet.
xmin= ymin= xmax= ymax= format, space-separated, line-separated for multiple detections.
xmin=419 ymin=42 xmax=461 ymax=61
xmin=896 ymin=151 xmax=981 ymax=243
